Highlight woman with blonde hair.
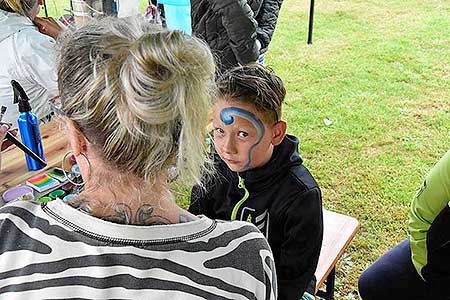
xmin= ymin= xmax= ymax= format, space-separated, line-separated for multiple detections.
xmin=0 ymin=0 xmax=62 ymax=125
xmin=0 ymin=18 xmax=277 ymax=299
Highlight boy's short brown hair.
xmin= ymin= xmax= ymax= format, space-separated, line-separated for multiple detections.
xmin=216 ymin=64 xmax=286 ymax=123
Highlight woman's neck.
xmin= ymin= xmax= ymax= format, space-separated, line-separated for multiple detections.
xmin=68 ymin=175 xmax=197 ymax=226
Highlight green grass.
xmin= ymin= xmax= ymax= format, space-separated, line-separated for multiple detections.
xmin=41 ymin=0 xmax=450 ymax=298
xmin=267 ymin=0 xmax=450 ymax=298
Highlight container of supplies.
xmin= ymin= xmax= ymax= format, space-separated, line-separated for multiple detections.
xmin=158 ymin=0 xmax=191 ymax=35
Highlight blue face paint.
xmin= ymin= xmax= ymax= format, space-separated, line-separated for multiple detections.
xmin=220 ymin=107 xmax=265 ymax=170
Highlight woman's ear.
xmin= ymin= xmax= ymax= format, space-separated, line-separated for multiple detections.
xmin=65 ymin=119 xmax=88 ymax=156
xmin=271 ymin=121 xmax=287 ymax=146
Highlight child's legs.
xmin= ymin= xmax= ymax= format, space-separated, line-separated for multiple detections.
xmin=422 ymin=205 xmax=450 ymax=298
xmin=358 ymin=239 xmax=426 ymax=300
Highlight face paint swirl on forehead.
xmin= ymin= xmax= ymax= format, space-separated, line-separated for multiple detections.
xmin=220 ymin=107 xmax=265 ymax=170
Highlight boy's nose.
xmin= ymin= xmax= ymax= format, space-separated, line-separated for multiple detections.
xmin=221 ymin=136 xmax=238 ymax=155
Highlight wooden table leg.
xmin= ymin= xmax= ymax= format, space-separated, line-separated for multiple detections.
xmin=316 ymin=266 xmax=336 ymax=300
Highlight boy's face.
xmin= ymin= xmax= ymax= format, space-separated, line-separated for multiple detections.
xmin=211 ymin=99 xmax=286 ymax=173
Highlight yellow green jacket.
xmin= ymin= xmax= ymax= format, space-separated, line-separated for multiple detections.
xmin=409 ymin=150 xmax=450 ymax=278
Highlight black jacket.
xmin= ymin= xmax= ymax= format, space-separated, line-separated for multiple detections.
xmin=190 ymin=0 xmax=284 ymax=71
xmin=189 ymin=135 xmax=323 ymax=300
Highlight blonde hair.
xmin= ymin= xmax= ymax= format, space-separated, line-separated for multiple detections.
xmin=0 ymin=0 xmax=36 ymax=16
xmin=57 ymin=18 xmax=215 ymax=186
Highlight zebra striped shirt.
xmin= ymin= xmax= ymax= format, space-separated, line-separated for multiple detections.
xmin=0 ymin=199 xmax=277 ymax=299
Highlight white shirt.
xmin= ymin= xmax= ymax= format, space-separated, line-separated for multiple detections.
xmin=0 ymin=10 xmax=58 ymax=126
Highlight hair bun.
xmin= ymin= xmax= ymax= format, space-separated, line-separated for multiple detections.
xmin=58 ymin=18 xmax=215 ymax=183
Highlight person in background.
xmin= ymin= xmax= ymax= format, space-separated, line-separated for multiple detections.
xmin=0 ymin=18 xmax=277 ymax=299
xmin=190 ymin=0 xmax=284 ymax=71
xmin=0 ymin=0 xmax=62 ymax=125
xmin=359 ymin=150 xmax=450 ymax=299
xmin=189 ymin=64 xmax=323 ymax=300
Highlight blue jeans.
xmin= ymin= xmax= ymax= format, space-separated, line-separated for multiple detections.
xmin=258 ymin=53 xmax=265 ymax=65
xmin=358 ymin=239 xmax=427 ymax=300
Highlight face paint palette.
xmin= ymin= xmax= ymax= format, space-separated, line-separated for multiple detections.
xmin=46 ymin=167 xmax=68 ymax=182
xmin=2 ymin=185 xmax=35 ymax=203
xmin=26 ymin=173 xmax=60 ymax=192
xmin=1 ymin=165 xmax=83 ymax=207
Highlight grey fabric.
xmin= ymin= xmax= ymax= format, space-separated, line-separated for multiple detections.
xmin=190 ymin=0 xmax=283 ymax=72
xmin=0 ymin=199 xmax=277 ymax=299
xmin=254 ymin=0 xmax=283 ymax=53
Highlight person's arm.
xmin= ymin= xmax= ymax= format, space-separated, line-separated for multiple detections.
xmin=209 ymin=0 xmax=259 ymax=64
xmin=189 ymin=183 xmax=214 ymax=216
xmin=255 ymin=0 xmax=284 ymax=53
xmin=409 ymin=150 xmax=450 ymax=277
xmin=0 ymin=122 xmax=11 ymax=171
xmin=189 ymin=152 xmax=230 ymax=218
xmin=255 ymin=229 xmax=278 ymax=300
xmin=0 ymin=124 xmax=9 ymax=147
xmin=277 ymin=187 xmax=323 ymax=300
xmin=34 ymin=17 xmax=63 ymax=40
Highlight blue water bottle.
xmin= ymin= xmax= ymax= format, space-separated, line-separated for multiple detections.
xmin=12 ymin=80 xmax=46 ymax=171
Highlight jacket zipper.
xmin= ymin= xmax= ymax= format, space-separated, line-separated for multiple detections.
xmin=231 ymin=175 xmax=250 ymax=221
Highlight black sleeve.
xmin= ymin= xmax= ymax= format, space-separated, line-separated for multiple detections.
xmin=255 ymin=0 xmax=284 ymax=53
xmin=188 ymin=183 xmax=214 ymax=216
xmin=210 ymin=0 xmax=260 ymax=64
xmin=277 ymin=187 xmax=323 ymax=300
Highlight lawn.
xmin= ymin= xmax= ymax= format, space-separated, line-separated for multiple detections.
xmin=267 ymin=0 xmax=450 ymax=298
xmin=42 ymin=0 xmax=450 ymax=298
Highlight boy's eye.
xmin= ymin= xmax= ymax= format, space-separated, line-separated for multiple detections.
xmin=214 ymin=127 xmax=225 ymax=135
xmin=238 ymin=131 xmax=248 ymax=138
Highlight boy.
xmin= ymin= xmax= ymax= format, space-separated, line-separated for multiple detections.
xmin=189 ymin=64 xmax=323 ymax=300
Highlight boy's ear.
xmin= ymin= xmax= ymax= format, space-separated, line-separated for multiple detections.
xmin=271 ymin=121 xmax=287 ymax=146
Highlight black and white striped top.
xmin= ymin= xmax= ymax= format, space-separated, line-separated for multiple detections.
xmin=0 ymin=199 xmax=277 ymax=299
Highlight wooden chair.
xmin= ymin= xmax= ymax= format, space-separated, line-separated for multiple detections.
xmin=314 ymin=209 xmax=360 ymax=300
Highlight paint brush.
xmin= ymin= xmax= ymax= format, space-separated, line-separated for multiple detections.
xmin=1 ymin=106 xmax=47 ymax=167
xmin=5 ymin=132 xmax=47 ymax=167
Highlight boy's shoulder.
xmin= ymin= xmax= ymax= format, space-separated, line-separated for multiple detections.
xmin=287 ymin=163 xmax=320 ymax=193
xmin=275 ymin=134 xmax=319 ymax=193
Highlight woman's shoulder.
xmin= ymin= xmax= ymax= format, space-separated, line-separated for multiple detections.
xmin=17 ymin=26 xmax=56 ymax=44
xmin=16 ymin=26 xmax=55 ymax=47
xmin=205 ymin=219 xmax=277 ymax=298
xmin=0 ymin=200 xmax=48 ymax=234
xmin=212 ymin=219 xmax=272 ymax=250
